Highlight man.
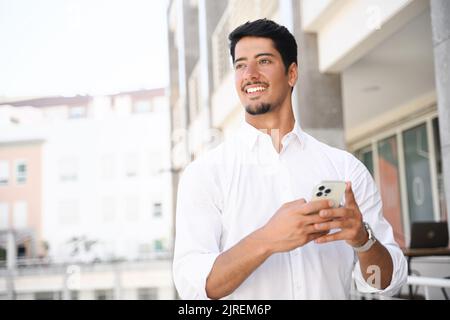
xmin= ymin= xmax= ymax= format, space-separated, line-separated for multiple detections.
xmin=173 ymin=19 xmax=407 ymax=299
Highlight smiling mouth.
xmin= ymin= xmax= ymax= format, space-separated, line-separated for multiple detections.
xmin=244 ymin=85 xmax=268 ymax=97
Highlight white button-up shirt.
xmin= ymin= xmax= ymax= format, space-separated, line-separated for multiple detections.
xmin=173 ymin=121 xmax=407 ymax=299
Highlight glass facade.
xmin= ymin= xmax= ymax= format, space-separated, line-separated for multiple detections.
xmin=377 ymin=136 xmax=404 ymax=247
xmin=402 ymin=124 xmax=434 ymax=223
xmin=354 ymin=117 xmax=447 ymax=247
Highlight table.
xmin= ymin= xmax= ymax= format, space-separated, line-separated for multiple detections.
xmin=402 ymin=247 xmax=450 ymax=299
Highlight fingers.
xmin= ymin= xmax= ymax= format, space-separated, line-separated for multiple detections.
xmin=344 ymin=181 xmax=357 ymax=207
xmin=296 ymin=199 xmax=334 ymax=216
xmin=318 ymin=207 xmax=353 ymax=220
xmin=313 ymin=219 xmax=352 ymax=232
xmin=307 ymin=231 xmax=330 ymax=243
xmin=314 ymin=230 xmax=348 ymax=244
xmin=303 ymin=224 xmax=330 ymax=235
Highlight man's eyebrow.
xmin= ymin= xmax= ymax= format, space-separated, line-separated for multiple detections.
xmin=234 ymin=53 xmax=275 ymax=64
xmin=255 ymin=53 xmax=275 ymax=58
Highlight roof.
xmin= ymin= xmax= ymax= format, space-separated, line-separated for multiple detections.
xmin=0 ymin=88 xmax=166 ymax=108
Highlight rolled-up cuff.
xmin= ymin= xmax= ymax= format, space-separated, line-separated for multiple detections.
xmin=354 ymin=245 xmax=407 ymax=296
xmin=173 ymin=252 xmax=221 ymax=299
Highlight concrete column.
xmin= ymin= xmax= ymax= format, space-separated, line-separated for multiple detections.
xmin=198 ymin=0 xmax=229 ymax=132
xmin=113 ymin=264 xmax=122 ymax=300
xmin=279 ymin=0 xmax=299 ymax=119
xmin=6 ymin=230 xmax=16 ymax=270
xmin=430 ymin=0 xmax=450 ymax=228
xmin=292 ymin=1 xmax=345 ymax=149
xmin=6 ymin=231 xmax=16 ymax=299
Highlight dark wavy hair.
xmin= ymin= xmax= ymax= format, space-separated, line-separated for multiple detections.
xmin=228 ymin=19 xmax=298 ymax=74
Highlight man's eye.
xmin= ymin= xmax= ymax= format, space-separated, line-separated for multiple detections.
xmin=259 ymin=59 xmax=271 ymax=64
xmin=235 ymin=63 xmax=245 ymax=70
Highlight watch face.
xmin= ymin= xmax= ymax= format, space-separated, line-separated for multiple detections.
xmin=364 ymin=223 xmax=374 ymax=239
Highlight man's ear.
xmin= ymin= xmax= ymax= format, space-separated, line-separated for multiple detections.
xmin=288 ymin=63 xmax=298 ymax=88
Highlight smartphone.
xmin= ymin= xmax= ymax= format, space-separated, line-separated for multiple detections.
xmin=310 ymin=181 xmax=346 ymax=208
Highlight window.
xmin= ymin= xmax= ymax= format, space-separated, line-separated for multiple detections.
xmin=125 ymin=153 xmax=138 ymax=178
xmin=403 ymin=124 xmax=434 ymax=223
xmin=355 ymin=146 xmax=374 ymax=177
xmin=148 ymin=151 xmax=163 ymax=176
xmin=15 ymin=160 xmax=27 ymax=184
xmin=153 ymin=239 xmax=164 ymax=251
xmin=377 ymin=136 xmax=404 ymax=247
xmin=0 ymin=160 xmax=9 ymax=185
xmin=34 ymin=291 xmax=62 ymax=300
xmin=17 ymin=244 xmax=26 ymax=258
xmin=137 ymin=287 xmax=158 ymax=300
xmin=102 ymin=197 xmax=116 ymax=223
xmin=101 ymin=154 xmax=115 ymax=180
xmin=0 ymin=203 xmax=8 ymax=229
xmin=153 ymin=203 xmax=162 ymax=218
xmin=58 ymin=200 xmax=79 ymax=226
xmin=94 ymin=289 xmax=114 ymax=300
xmin=59 ymin=157 xmax=78 ymax=182
xmin=432 ymin=118 xmax=448 ymax=221
xmin=13 ymin=201 xmax=27 ymax=229
xmin=133 ymin=100 xmax=152 ymax=113
xmin=69 ymin=106 xmax=87 ymax=119
xmin=353 ymin=115 xmax=445 ymax=246
xmin=125 ymin=196 xmax=139 ymax=221
xmin=138 ymin=243 xmax=152 ymax=257
xmin=70 ymin=290 xmax=79 ymax=300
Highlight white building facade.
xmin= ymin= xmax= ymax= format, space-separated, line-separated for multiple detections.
xmin=0 ymin=89 xmax=175 ymax=299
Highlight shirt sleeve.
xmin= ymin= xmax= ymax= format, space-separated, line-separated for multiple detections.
xmin=172 ymin=160 xmax=222 ymax=299
xmin=347 ymin=155 xmax=408 ymax=296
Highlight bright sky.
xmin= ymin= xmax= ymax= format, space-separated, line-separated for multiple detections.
xmin=0 ymin=0 xmax=169 ymax=98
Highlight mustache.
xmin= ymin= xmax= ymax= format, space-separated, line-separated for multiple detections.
xmin=241 ymin=81 xmax=269 ymax=91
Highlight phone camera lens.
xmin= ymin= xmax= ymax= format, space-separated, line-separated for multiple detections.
xmin=325 ymin=189 xmax=331 ymax=194
xmin=319 ymin=186 xmax=325 ymax=191
xmin=316 ymin=192 xmax=323 ymax=197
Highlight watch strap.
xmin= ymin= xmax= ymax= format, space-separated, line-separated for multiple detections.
xmin=353 ymin=222 xmax=376 ymax=253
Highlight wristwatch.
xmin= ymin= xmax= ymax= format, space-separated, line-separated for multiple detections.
xmin=352 ymin=222 xmax=376 ymax=253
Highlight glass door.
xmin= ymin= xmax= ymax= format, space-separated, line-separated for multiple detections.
xmin=378 ymin=136 xmax=404 ymax=247
xmin=402 ymin=124 xmax=434 ymax=223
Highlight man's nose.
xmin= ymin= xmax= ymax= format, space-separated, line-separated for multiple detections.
xmin=244 ymin=62 xmax=259 ymax=81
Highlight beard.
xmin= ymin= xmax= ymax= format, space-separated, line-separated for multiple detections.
xmin=245 ymin=102 xmax=271 ymax=115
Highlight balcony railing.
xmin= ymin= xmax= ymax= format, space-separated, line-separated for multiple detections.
xmin=212 ymin=5 xmax=231 ymax=90
xmin=0 ymin=251 xmax=172 ymax=275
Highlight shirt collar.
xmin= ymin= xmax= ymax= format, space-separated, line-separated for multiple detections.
xmin=239 ymin=120 xmax=305 ymax=151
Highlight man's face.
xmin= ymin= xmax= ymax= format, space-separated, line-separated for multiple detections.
xmin=233 ymin=36 xmax=295 ymax=116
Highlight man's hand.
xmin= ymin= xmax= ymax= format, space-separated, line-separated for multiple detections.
xmin=205 ymin=198 xmax=335 ymax=299
xmin=313 ymin=181 xmax=368 ymax=247
xmin=259 ymin=198 xmax=335 ymax=254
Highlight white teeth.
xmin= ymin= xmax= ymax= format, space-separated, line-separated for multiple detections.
xmin=246 ymin=86 xmax=266 ymax=94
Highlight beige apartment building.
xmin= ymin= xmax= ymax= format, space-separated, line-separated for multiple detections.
xmin=0 ymin=137 xmax=45 ymax=259
xmin=0 ymin=89 xmax=175 ymax=299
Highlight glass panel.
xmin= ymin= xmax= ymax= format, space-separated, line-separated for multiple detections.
xmin=94 ymin=289 xmax=113 ymax=300
xmin=34 ymin=291 xmax=62 ymax=300
xmin=355 ymin=146 xmax=374 ymax=177
xmin=403 ymin=124 xmax=434 ymax=223
xmin=0 ymin=160 xmax=9 ymax=185
xmin=153 ymin=202 xmax=162 ymax=217
xmin=0 ymin=203 xmax=9 ymax=229
xmin=432 ymin=118 xmax=448 ymax=221
xmin=377 ymin=136 xmax=405 ymax=247
xmin=16 ymin=161 xmax=27 ymax=184
xmin=13 ymin=201 xmax=28 ymax=229
xmin=137 ymin=287 xmax=158 ymax=300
